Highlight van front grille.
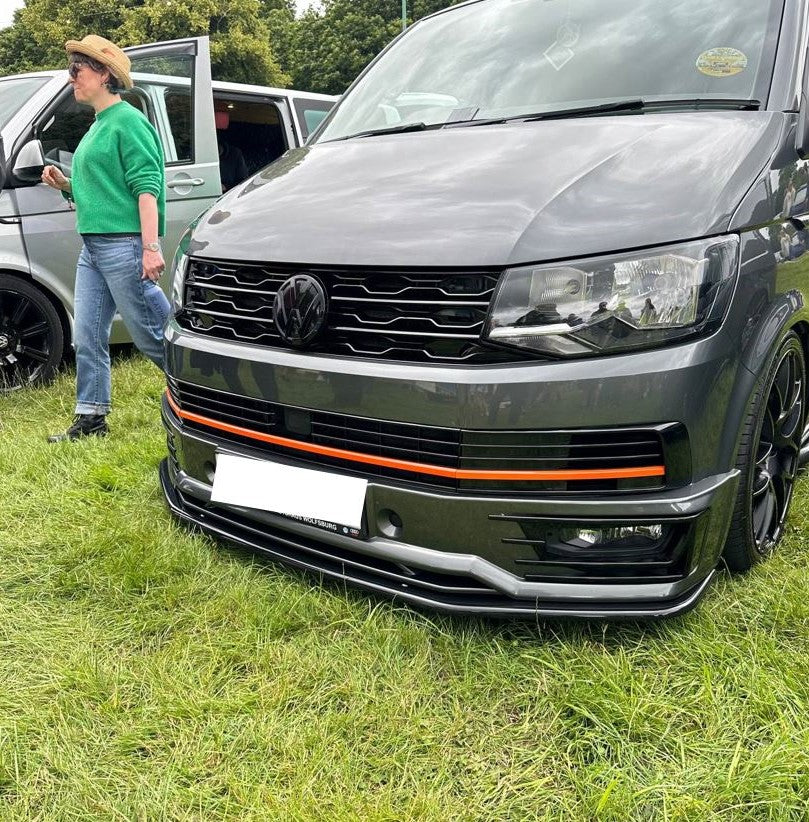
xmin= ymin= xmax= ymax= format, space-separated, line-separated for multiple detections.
xmin=167 ymin=378 xmax=671 ymax=494
xmin=178 ymin=259 xmax=524 ymax=364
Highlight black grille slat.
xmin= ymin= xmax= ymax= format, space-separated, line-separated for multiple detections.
xmin=312 ymin=437 xmax=458 ymax=464
xmin=461 ymin=454 xmax=660 ymax=465
xmin=178 ymin=259 xmax=519 ymax=364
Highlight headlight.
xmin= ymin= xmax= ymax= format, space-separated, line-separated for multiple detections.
xmin=483 ymin=236 xmax=739 ymax=357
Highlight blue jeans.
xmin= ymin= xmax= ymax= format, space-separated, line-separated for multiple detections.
xmin=74 ymin=235 xmax=170 ymax=415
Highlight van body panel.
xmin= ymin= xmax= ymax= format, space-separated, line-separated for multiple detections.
xmin=193 ymin=112 xmax=784 ymax=268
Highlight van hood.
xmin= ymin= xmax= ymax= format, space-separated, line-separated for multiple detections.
xmin=194 ymin=111 xmax=784 ymax=267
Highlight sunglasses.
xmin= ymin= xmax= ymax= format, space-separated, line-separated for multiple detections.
xmin=67 ymin=61 xmax=86 ymax=79
xmin=68 ymin=59 xmax=104 ymax=79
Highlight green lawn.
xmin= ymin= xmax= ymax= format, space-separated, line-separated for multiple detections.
xmin=1 ymin=355 xmax=809 ymax=821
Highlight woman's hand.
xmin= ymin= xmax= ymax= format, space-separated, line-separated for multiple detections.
xmin=142 ymin=247 xmax=165 ymax=281
xmin=41 ymin=165 xmax=70 ymax=192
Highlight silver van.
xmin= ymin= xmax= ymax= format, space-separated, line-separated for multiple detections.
xmin=0 ymin=36 xmax=335 ymax=390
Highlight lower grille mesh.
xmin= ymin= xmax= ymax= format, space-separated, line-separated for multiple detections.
xmin=168 ymin=378 xmax=668 ymax=494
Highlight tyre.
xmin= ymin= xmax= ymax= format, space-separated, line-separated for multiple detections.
xmin=0 ymin=273 xmax=64 ymax=391
xmin=723 ymin=331 xmax=806 ymax=572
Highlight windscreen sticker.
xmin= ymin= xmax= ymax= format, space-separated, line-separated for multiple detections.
xmin=544 ymin=23 xmax=580 ymax=72
xmin=696 ymin=48 xmax=748 ymax=78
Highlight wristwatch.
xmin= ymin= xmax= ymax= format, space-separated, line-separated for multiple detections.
xmin=144 ymin=241 xmax=161 ymax=252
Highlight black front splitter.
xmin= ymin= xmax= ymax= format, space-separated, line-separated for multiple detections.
xmin=159 ymin=459 xmax=714 ymax=620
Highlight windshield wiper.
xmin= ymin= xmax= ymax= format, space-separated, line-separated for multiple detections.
xmin=446 ymin=99 xmax=646 ymax=128
xmin=632 ymin=98 xmax=761 ymax=111
xmin=329 ymin=98 xmax=762 ymax=142
xmin=331 ymin=121 xmax=442 ymax=141
xmin=447 ymin=98 xmax=761 ymax=128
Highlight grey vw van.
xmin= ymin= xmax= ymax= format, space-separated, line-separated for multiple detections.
xmin=161 ymin=0 xmax=809 ymax=618
xmin=0 ymin=36 xmax=335 ymax=390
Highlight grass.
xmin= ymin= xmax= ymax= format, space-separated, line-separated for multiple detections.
xmin=1 ymin=353 xmax=809 ymax=820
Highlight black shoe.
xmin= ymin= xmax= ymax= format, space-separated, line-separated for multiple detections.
xmin=48 ymin=414 xmax=109 ymax=443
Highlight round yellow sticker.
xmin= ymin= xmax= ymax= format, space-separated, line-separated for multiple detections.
xmin=696 ymin=48 xmax=748 ymax=78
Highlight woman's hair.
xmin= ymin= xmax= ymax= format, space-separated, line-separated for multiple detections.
xmin=68 ymin=51 xmax=125 ymax=94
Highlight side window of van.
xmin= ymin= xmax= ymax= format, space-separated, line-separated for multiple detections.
xmin=293 ymin=98 xmax=334 ymax=141
xmin=212 ymin=95 xmax=288 ymax=189
xmin=129 ymin=52 xmax=195 ymax=164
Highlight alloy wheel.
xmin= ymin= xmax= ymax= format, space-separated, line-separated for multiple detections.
xmin=751 ymin=344 xmax=805 ymax=554
xmin=0 ymin=287 xmax=56 ymax=391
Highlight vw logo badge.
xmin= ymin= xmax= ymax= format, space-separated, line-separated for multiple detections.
xmin=273 ymin=274 xmax=328 ymax=348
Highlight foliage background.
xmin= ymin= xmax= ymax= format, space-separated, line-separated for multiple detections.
xmin=0 ymin=0 xmax=463 ymax=92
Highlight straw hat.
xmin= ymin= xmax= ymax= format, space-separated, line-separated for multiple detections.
xmin=64 ymin=35 xmax=133 ymax=89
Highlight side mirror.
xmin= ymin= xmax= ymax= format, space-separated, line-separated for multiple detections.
xmin=13 ymin=139 xmax=45 ymax=183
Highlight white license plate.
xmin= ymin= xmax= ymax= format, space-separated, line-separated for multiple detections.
xmin=210 ymin=453 xmax=367 ymax=530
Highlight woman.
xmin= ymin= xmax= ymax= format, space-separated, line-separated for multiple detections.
xmin=43 ymin=34 xmax=170 ymax=442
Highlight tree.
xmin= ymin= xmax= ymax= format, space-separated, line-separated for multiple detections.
xmin=286 ymin=0 xmax=399 ymax=94
xmin=0 ymin=0 xmax=133 ymax=76
xmin=118 ymin=0 xmax=289 ymax=85
xmin=279 ymin=0 xmax=464 ymax=95
xmin=0 ymin=0 xmax=289 ymax=86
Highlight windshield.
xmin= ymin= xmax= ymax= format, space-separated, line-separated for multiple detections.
xmin=0 ymin=77 xmax=48 ymax=130
xmin=317 ymin=0 xmax=784 ymax=141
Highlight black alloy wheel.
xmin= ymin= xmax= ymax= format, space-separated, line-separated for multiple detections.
xmin=0 ymin=273 xmax=63 ymax=391
xmin=723 ymin=332 xmax=806 ymax=571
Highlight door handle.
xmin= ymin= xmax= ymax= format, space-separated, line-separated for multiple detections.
xmin=167 ymin=177 xmax=204 ymax=188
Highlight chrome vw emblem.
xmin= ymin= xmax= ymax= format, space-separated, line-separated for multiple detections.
xmin=273 ymin=274 xmax=328 ymax=348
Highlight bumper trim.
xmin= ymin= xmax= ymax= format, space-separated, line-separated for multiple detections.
xmin=164 ymin=389 xmax=666 ymax=483
xmin=161 ymin=459 xmax=716 ymax=619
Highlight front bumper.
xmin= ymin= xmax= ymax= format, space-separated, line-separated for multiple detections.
xmin=161 ymin=394 xmax=739 ymax=619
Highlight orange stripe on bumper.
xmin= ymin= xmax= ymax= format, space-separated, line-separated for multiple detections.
xmin=165 ymin=389 xmax=666 ymax=482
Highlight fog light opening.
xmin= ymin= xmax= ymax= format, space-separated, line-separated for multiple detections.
xmin=378 ymin=508 xmax=403 ymax=539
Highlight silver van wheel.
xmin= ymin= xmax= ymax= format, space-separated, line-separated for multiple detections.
xmin=0 ymin=274 xmax=63 ymax=391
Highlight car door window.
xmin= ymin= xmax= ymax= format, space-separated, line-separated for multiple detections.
xmin=38 ymin=85 xmax=154 ymax=175
xmin=129 ymin=52 xmax=194 ymax=164
xmin=38 ymin=94 xmax=94 ymax=174
xmin=164 ymin=89 xmax=192 ymax=161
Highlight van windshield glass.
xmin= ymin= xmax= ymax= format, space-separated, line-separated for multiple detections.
xmin=317 ymin=0 xmax=784 ymax=141
xmin=0 ymin=77 xmax=48 ymax=130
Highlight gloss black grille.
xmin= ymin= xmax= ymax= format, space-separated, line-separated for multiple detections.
xmin=178 ymin=259 xmax=522 ymax=364
xmin=168 ymin=378 xmax=669 ymax=494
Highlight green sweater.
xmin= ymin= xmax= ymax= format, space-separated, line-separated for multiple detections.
xmin=68 ymin=101 xmax=165 ymax=236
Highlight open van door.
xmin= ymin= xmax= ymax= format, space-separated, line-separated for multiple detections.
xmin=125 ymin=37 xmax=221 ymax=259
xmin=14 ymin=36 xmax=220 ymax=343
